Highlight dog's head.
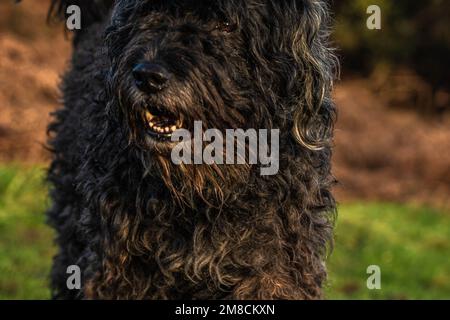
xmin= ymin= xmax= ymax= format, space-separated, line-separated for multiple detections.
xmin=101 ymin=0 xmax=337 ymax=152
xmin=46 ymin=0 xmax=337 ymax=203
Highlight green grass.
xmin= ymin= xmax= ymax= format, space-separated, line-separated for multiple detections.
xmin=0 ymin=165 xmax=53 ymax=299
xmin=325 ymin=203 xmax=450 ymax=299
xmin=0 ymin=165 xmax=449 ymax=300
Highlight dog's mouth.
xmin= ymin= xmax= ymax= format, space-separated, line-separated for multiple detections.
xmin=144 ymin=105 xmax=183 ymax=140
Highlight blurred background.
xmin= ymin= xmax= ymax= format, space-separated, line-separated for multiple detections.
xmin=0 ymin=0 xmax=449 ymax=299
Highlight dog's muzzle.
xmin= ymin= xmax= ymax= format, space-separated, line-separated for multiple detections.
xmin=132 ymin=61 xmax=183 ymax=140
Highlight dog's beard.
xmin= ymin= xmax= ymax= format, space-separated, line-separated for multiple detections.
xmin=147 ymin=153 xmax=251 ymax=209
xmin=111 ymin=74 xmax=257 ymax=209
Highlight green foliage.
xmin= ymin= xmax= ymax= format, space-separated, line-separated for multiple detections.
xmin=0 ymin=166 xmax=449 ymax=299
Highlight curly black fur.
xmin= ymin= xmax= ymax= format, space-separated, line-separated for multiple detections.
xmin=47 ymin=0 xmax=338 ymax=299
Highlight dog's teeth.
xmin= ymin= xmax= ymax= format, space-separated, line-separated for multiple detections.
xmin=148 ymin=117 xmax=181 ymax=136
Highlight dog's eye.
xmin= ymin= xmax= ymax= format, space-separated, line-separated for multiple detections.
xmin=214 ymin=21 xmax=237 ymax=34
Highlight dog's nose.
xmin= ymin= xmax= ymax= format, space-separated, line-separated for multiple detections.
xmin=132 ymin=62 xmax=170 ymax=93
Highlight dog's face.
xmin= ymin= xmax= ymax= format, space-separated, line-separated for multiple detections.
xmin=107 ymin=0 xmax=273 ymax=152
xmin=108 ymin=0 xmax=252 ymax=150
xmin=103 ymin=0 xmax=336 ymax=153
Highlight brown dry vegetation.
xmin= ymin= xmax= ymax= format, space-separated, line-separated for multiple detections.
xmin=0 ymin=1 xmax=70 ymax=162
xmin=334 ymin=80 xmax=450 ymax=207
xmin=0 ymin=1 xmax=449 ymax=206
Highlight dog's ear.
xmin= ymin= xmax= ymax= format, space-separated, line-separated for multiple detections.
xmin=288 ymin=0 xmax=338 ymax=151
xmin=48 ymin=0 xmax=114 ymax=28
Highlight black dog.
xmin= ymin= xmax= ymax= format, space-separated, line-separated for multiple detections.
xmin=46 ymin=0 xmax=337 ymax=299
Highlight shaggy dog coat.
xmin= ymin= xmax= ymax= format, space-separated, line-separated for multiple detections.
xmin=46 ymin=0 xmax=337 ymax=299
